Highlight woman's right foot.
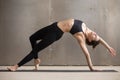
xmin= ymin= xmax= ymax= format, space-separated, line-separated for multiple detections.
xmin=34 ymin=59 xmax=41 ymax=70
xmin=7 ymin=64 xmax=18 ymax=71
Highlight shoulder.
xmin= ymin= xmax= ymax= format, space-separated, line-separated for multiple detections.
xmin=73 ymin=32 xmax=85 ymax=42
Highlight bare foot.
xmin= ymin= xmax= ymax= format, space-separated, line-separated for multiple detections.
xmin=34 ymin=59 xmax=41 ymax=70
xmin=7 ymin=64 xmax=18 ymax=71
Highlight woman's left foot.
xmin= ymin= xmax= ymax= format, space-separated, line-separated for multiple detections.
xmin=34 ymin=59 xmax=41 ymax=70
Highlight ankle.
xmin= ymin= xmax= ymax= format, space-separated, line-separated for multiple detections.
xmin=14 ymin=64 xmax=19 ymax=68
xmin=34 ymin=59 xmax=41 ymax=64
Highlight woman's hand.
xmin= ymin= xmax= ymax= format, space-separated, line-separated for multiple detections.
xmin=108 ymin=47 xmax=116 ymax=56
xmin=99 ymin=37 xmax=116 ymax=56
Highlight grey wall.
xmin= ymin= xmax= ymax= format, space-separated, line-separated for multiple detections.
xmin=0 ymin=0 xmax=120 ymax=66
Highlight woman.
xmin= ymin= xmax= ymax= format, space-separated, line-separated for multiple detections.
xmin=7 ymin=19 xmax=116 ymax=71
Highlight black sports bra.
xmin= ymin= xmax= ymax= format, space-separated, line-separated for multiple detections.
xmin=70 ymin=20 xmax=83 ymax=34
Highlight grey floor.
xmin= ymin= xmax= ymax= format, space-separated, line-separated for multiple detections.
xmin=0 ymin=66 xmax=120 ymax=80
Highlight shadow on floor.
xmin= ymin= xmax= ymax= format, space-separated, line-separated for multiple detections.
xmin=0 ymin=69 xmax=118 ymax=72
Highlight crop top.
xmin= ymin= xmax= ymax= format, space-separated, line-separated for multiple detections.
xmin=70 ymin=20 xmax=83 ymax=34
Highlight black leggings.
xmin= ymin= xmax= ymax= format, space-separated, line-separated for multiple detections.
xmin=18 ymin=22 xmax=64 ymax=67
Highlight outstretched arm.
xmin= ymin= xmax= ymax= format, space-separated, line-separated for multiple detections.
xmin=99 ymin=37 xmax=116 ymax=56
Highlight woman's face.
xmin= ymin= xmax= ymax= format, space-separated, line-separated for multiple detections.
xmin=88 ymin=31 xmax=99 ymax=42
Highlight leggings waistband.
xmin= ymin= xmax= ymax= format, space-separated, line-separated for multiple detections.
xmin=53 ymin=22 xmax=64 ymax=34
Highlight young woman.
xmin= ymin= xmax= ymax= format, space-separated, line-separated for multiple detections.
xmin=7 ymin=19 xmax=116 ymax=71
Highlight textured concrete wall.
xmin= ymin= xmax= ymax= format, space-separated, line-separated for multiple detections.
xmin=0 ymin=0 xmax=120 ymax=65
